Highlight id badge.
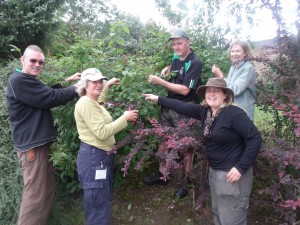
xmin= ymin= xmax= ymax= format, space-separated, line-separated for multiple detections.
xmin=95 ymin=165 xmax=107 ymax=180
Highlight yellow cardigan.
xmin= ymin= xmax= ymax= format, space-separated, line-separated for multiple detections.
xmin=74 ymin=87 xmax=127 ymax=151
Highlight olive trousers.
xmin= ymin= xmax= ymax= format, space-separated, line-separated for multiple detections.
xmin=17 ymin=144 xmax=56 ymax=225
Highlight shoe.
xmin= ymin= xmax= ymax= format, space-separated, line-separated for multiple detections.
xmin=174 ymin=186 xmax=188 ymax=198
xmin=143 ymin=172 xmax=168 ymax=185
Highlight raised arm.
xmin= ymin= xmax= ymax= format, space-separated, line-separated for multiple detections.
xmin=148 ymin=75 xmax=190 ymax=96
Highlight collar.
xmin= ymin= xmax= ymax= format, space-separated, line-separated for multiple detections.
xmin=173 ymin=49 xmax=194 ymax=62
xmin=232 ymin=60 xmax=247 ymax=69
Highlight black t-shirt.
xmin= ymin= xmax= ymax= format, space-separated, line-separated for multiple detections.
xmin=167 ymin=50 xmax=202 ymax=102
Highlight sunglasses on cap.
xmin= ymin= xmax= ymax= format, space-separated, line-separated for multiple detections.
xmin=29 ymin=59 xmax=45 ymax=65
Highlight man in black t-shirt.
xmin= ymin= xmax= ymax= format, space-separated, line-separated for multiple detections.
xmin=145 ymin=30 xmax=202 ymax=198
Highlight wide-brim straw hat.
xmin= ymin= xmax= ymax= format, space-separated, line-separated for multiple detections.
xmin=196 ymin=78 xmax=234 ymax=100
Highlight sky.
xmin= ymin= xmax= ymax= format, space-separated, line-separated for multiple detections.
xmin=110 ymin=0 xmax=168 ymax=26
xmin=110 ymin=0 xmax=298 ymax=41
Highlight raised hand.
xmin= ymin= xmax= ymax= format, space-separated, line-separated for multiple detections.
xmin=106 ymin=78 xmax=121 ymax=87
xmin=123 ymin=110 xmax=138 ymax=122
xmin=160 ymin=66 xmax=170 ymax=77
xmin=65 ymin=72 xmax=81 ymax=83
xmin=148 ymin=75 xmax=163 ymax=85
xmin=143 ymin=94 xmax=159 ymax=102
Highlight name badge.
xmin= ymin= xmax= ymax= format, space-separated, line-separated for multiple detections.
xmin=95 ymin=166 xmax=107 ymax=180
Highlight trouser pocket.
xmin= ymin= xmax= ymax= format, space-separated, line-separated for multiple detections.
xmin=25 ymin=148 xmax=37 ymax=161
xmin=215 ymin=170 xmax=240 ymax=197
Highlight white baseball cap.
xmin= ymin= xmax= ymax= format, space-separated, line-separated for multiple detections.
xmin=80 ymin=68 xmax=108 ymax=81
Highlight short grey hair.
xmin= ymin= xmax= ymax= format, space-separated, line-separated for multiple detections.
xmin=76 ymin=79 xmax=89 ymax=96
xmin=23 ymin=45 xmax=44 ymax=57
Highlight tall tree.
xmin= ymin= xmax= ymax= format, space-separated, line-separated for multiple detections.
xmin=0 ymin=0 xmax=65 ymax=59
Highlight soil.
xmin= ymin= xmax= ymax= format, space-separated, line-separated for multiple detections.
xmin=111 ymin=172 xmax=283 ymax=225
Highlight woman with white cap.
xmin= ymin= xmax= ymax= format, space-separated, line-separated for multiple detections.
xmin=143 ymin=77 xmax=262 ymax=225
xmin=74 ymin=68 xmax=138 ymax=225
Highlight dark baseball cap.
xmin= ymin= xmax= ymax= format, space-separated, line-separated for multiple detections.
xmin=168 ymin=30 xmax=190 ymax=41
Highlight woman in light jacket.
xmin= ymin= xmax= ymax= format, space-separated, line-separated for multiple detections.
xmin=212 ymin=40 xmax=256 ymax=121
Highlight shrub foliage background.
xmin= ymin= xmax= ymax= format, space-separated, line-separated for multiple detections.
xmin=0 ymin=0 xmax=299 ymax=224
xmin=0 ymin=61 xmax=23 ymax=224
xmin=0 ymin=20 xmax=228 ymax=224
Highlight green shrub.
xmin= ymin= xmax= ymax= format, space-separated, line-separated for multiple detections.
xmin=254 ymin=106 xmax=276 ymax=143
xmin=0 ymin=21 xmax=261 ymax=224
xmin=0 ymin=60 xmax=23 ymax=225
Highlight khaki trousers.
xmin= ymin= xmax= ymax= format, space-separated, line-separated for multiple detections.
xmin=17 ymin=144 xmax=56 ymax=225
xmin=209 ymin=167 xmax=253 ymax=225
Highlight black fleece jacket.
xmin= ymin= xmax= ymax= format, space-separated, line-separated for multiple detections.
xmin=6 ymin=70 xmax=77 ymax=152
xmin=158 ymin=96 xmax=262 ymax=174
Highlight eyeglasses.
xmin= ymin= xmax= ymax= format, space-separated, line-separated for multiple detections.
xmin=29 ymin=59 xmax=45 ymax=65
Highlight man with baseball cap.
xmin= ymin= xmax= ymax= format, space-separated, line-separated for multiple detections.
xmin=145 ymin=30 xmax=202 ymax=198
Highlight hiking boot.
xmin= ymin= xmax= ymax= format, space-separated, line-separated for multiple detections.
xmin=174 ymin=186 xmax=188 ymax=198
xmin=143 ymin=172 xmax=168 ymax=185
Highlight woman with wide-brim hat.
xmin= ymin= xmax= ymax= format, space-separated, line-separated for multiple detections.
xmin=143 ymin=77 xmax=262 ymax=225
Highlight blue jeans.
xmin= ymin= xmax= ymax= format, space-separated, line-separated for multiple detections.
xmin=77 ymin=142 xmax=115 ymax=225
xmin=209 ymin=167 xmax=253 ymax=225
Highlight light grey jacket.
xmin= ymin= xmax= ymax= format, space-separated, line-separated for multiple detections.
xmin=225 ymin=61 xmax=256 ymax=121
